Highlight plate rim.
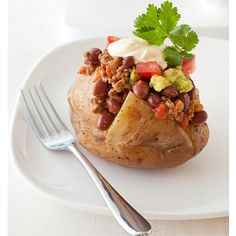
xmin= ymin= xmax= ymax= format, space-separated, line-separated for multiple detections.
xmin=9 ymin=37 xmax=229 ymax=220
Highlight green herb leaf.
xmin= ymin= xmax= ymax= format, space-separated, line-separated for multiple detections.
xmin=179 ymin=51 xmax=193 ymax=61
xmin=133 ymin=1 xmax=180 ymax=45
xmin=157 ymin=1 xmax=180 ymax=33
xmin=169 ymin=24 xmax=199 ymax=52
xmin=133 ymin=1 xmax=199 ymax=66
xmin=163 ymin=47 xmax=182 ymax=67
xmin=133 ymin=4 xmax=167 ymax=45
xmin=134 ymin=4 xmax=159 ymax=29
xmin=134 ymin=29 xmax=166 ymax=45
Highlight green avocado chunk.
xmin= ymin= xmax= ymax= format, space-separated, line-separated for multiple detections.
xmin=149 ymin=75 xmax=172 ymax=92
xmin=149 ymin=67 xmax=193 ymax=93
xmin=129 ymin=68 xmax=140 ymax=85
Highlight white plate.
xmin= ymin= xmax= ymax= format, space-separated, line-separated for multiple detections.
xmin=10 ymin=37 xmax=229 ymax=220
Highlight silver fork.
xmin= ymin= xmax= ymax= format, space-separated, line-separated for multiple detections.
xmin=21 ymin=84 xmax=152 ymax=236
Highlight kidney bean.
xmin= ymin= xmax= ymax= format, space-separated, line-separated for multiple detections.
xmin=122 ymin=56 xmax=134 ymax=69
xmin=161 ymin=86 xmax=178 ymax=98
xmin=178 ymin=93 xmax=190 ymax=111
xmin=190 ymin=110 xmax=208 ymax=126
xmin=84 ymin=48 xmax=102 ymax=65
xmin=147 ymin=92 xmax=161 ymax=107
xmin=188 ymin=88 xmax=196 ymax=100
xmin=97 ymin=110 xmax=115 ymax=130
xmin=106 ymin=98 xmax=121 ymax=114
xmin=132 ymin=80 xmax=150 ymax=100
xmin=93 ymin=79 xmax=108 ymax=99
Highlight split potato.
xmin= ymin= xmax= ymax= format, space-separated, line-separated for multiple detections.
xmin=68 ymin=75 xmax=209 ymax=168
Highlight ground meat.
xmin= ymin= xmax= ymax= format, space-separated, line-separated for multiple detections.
xmin=108 ymin=77 xmax=131 ymax=102
xmin=174 ymin=112 xmax=184 ymax=122
xmin=99 ymin=64 xmax=107 ymax=78
xmin=97 ymin=52 xmax=132 ymax=101
xmin=100 ymin=56 xmax=132 ymax=101
xmin=174 ymin=99 xmax=184 ymax=113
xmin=165 ymin=99 xmax=175 ymax=109
xmin=106 ymin=57 xmax=123 ymax=77
xmin=112 ymin=78 xmax=131 ymax=93
xmin=98 ymin=49 xmax=113 ymax=65
xmin=108 ymin=67 xmax=131 ymax=84
xmin=108 ymin=89 xmax=123 ymax=103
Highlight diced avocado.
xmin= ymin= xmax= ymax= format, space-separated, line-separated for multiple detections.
xmin=163 ymin=66 xmax=183 ymax=78
xmin=170 ymin=76 xmax=193 ymax=93
xmin=149 ymin=67 xmax=193 ymax=93
xmin=129 ymin=68 xmax=140 ymax=85
xmin=163 ymin=67 xmax=193 ymax=93
xmin=149 ymin=75 xmax=172 ymax=92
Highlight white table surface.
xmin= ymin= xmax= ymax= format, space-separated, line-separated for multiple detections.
xmin=8 ymin=0 xmax=229 ymax=235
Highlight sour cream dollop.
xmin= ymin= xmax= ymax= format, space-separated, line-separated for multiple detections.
xmin=107 ymin=37 xmax=167 ymax=69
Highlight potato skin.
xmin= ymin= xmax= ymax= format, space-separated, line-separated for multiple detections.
xmin=68 ymin=75 xmax=209 ymax=169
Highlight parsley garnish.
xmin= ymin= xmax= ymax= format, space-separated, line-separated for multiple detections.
xmin=133 ymin=1 xmax=199 ymax=66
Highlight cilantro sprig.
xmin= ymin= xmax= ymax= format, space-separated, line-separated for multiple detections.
xmin=133 ymin=1 xmax=199 ymax=66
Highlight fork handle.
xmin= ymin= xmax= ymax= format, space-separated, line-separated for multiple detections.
xmin=67 ymin=144 xmax=151 ymax=236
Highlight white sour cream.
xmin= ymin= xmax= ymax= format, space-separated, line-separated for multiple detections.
xmin=107 ymin=37 xmax=167 ymax=69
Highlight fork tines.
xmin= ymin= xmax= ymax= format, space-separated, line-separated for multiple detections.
xmin=21 ymin=84 xmax=67 ymax=138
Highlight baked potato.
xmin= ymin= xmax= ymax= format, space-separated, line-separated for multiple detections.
xmin=68 ymin=74 xmax=209 ymax=168
xmin=68 ymin=25 xmax=209 ymax=169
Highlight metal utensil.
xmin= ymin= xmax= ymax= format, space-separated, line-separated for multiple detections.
xmin=21 ymin=84 xmax=152 ymax=236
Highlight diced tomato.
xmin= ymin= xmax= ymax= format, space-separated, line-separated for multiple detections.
xmin=136 ymin=61 xmax=163 ymax=81
xmin=182 ymin=55 xmax=196 ymax=74
xmin=154 ymin=103 xmax=167 ymax=120
xmin=107 ymin=36 xmax=120 ymax=46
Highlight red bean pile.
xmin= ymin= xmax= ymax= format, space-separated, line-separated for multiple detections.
xmin=84 ymin=48 xmax=207 ymax=130
xmin=131 ymin=80 xmax=207 ymax=126
xmin=92 ymin=79 xmax=120 ymax=130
